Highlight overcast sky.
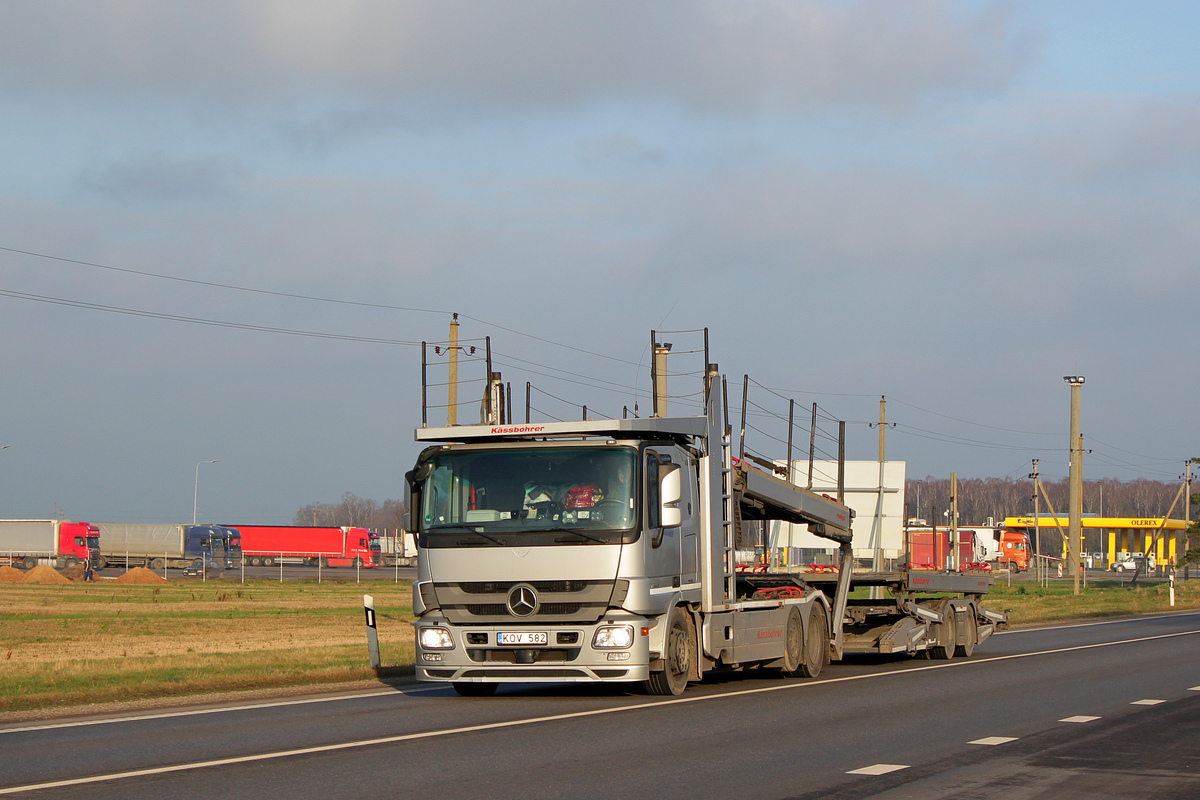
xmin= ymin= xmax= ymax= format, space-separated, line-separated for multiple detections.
xmin=1 ymin=1 xmax=1197 ymax=525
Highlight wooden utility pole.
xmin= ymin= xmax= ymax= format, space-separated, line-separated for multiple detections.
xmin=1065 ymin=376 xmax=1085 ymax=595
xmin=447 ymin=314 xmax=459 ymax=426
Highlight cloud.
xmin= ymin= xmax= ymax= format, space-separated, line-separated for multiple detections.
xmin=0 ymin=1 xmax=1031 ymax=116
xmin=77 ymin=151 xmax=250 ymax=203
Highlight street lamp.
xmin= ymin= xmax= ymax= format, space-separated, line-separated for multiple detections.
xmin=1064 ymin=376 xmax=1084 ymax=594
xmin=193 ymin=460 xmax=219 ymax=525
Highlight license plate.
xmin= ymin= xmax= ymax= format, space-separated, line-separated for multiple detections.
xmin=497 ymin=631 xmax=548 ymax=646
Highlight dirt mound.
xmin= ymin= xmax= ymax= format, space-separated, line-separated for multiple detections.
xmin=114 ymin=567 xmax=169 ymax=585
xmin=22 ymin=565 xmax=72 ymax=584
xmin=0 ymin=565 xmax=26 ymax=582
xmin=60 ymin=563 xmax=87 ymax=581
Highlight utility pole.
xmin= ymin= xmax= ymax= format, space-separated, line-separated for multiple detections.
xmin=872 ymin=397 xmax=886 ymax=574
xmin=1030 ymin=459 xmax=1041 ymax=585
xmin=1065 ymin=376 xmax=1085 ymax=595
xmin=447 ymin=314 xmax=459 ymax=426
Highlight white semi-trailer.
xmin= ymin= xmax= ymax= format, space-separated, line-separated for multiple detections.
xmin=408 ymin=349 xmax=1007 ymax=696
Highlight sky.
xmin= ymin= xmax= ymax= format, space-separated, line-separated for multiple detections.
xmin=1 ymin=1 xmax=1197 ymax=525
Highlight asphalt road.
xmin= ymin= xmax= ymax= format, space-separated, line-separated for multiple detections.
xmin=3 ymin=612 xmax=1199 ymax=799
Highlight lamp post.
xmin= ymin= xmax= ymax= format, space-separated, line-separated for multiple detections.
xmin=193 ymin=460 xmax=219 ymax=525
xmin=1064 ymin=376 xmax=1084 ymax=595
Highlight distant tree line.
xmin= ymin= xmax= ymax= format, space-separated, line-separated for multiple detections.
xmin=907 ymin=475 xmax=1191 ymax=527
xmin=293 ymin=492 xmax=407 ymax=530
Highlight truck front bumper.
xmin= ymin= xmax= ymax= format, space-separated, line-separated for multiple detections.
xmin=415 ymin=614 xmax=652 ymax=684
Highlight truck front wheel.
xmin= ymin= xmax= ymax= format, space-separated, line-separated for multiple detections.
xmin=645 ymin=606 xmax=693 ymax=696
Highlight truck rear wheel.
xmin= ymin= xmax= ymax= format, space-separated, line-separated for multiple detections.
xmin=94 ymin=557 xmax=107 ymax=570
xmin=22 ymin=556 xmax=37 ymax=570
xmin=954 ymin=611 xmax=977 ymax=658
xmin=151 ymin=558 xmax=165 ymax=570
xmin=779 ymin=606 xmax=805 ymax=676
xmin=645 ymin=606 xmax=693 ymax=696
xmin=799 ymin=604 xmax=827 ymax=678
xmin=263 ymin=557 xmax=275 ymax=567
xmin=453 ymin=682 xmax=497 ymax=697
xmin=929 ymin=603 xmax=957 ymax=660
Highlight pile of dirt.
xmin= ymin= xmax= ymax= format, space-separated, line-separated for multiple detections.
xmin=114 ymin=567 xmax=169 ymax=585
xmin=22 ymin=565 xmax=71 ymax=584
xmin=60 ymin=563 xmax=87 ymax=581
xmin=0 ymin=565 xmax=26 ymax=582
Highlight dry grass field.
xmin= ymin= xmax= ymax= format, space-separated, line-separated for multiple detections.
xmin=2 ymin=573 xmax=1197 ymax=715
xmin=0 ymin=579 xmax=414 ymax=713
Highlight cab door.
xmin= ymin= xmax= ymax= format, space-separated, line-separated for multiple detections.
xmin=644 ymin=449 xmax=682 ymax=585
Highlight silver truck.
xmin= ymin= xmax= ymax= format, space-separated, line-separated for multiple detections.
xmin=408 ymin=357 xmax=1007 ymax=696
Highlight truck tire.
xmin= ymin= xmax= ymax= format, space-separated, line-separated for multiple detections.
xmin=63 ymin=557 xmax=79 ymax=568
xmin=22 ymin=556 xmax=37 ymax=570
xmin=954 ymin=610 xmax=977 ymax=658
xmin=151 ymin=558 xmax=165 ymax=570
xmin=94 ymin=557 xmax=107 ymax=570
xmin=779 ymin=606 xmax=805 ymax=676
xmin=645 ymin=606 xmax=693 ymax=696
xmin=319 ymin=557 xmax=329 ymax=568
xmin=453 ymin=682 xmax=497 ymax=697
xmin=352 ymin=557 xmax=363 ymax=568
xmin=929 ymin=603 xmax=957 ymax=660
xmin=799 ymin=604 xmax=827 ymax=678
xmin=263 ymin=557 xmax=275 ymax=567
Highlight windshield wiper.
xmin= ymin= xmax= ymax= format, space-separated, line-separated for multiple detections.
xmin=543 ymin=528 xmax=608 ymax=544
xmin=428 ymin=526 xmax=506 ymax=546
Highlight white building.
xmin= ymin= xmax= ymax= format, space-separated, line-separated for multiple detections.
xmin=770 ymin=460 xmax=906 ymax=566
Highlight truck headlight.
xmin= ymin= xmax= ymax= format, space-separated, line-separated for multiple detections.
xmin=419 ymin=627 xmax=455 ymax=650
xmin=592 ymin=625 xmax=634 ymax=649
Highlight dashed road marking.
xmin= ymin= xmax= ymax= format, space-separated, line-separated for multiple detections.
xmin=968 ymin=736 xmax=1018 ymax=745
xmin=847 ymin=764 xmax=909 ymax=776
xmin=1131 ymin=699 xmax=1165 ymax=705
xmin=1060 ymin=715 xmax=1101 ymax=723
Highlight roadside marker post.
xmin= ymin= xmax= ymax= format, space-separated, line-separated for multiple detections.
xmin=364 ymin=594 xmax=381 ymax=669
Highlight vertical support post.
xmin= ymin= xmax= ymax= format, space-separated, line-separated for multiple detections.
xmin=950 ymin=472 xmax=959 ymax=571
xmin=785 ymin=398 xmax=794 ymax=485
xmin=364 ymin=594 xmax=381 ymax=669
xmin=653 ymin=338 xmax=671 ymax=418
xmin=739 ymin=375 xmax=749 ymax=464
xmin=421 ymin=341 xmax=428 ymax=427
xmin=506 ymin=383 xmax=512 ymax=424
xmin=837 ymin=421 xmax=846 ymax=504
xmin=807 ymin=402 xmax=817 ymax=490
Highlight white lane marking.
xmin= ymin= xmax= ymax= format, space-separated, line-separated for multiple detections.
xmin=3 ymin=626 xmax=1199 ymax=795
xmin=1060 ymin=716 xmax=1101 ymax=723
xmin=0 ymin=688 xmax=437 ymax=736
xmin=968 ymin=736 xmax=1018 ymax=745
xmin=847 ymin=764 xmax=909 ymax=775
xmin=1131 ymin=699 xmax=1165 ymax=705
xmin=1190 ymin=686 xmax=1200 ymax=691
xmin=995 ymin=609 xmax=1200 ymax=636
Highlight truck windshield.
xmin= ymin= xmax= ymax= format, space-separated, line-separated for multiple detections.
xmin=420 ymin=447 xmax=637 ymax=546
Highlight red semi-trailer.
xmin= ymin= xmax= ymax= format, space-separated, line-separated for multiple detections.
xmin=228 ymin=525 xmax=378 ymax=568
xmin=0 ymin=519 xmax=100 ymax=569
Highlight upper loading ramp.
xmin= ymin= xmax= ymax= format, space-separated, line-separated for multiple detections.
xmin=414 ymin=416 xmax=710 ymax=443
xmin=734 ymin=463 xmax=853 ymax=544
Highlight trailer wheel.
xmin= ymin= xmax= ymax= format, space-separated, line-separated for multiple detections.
xmin=799 ymin=604 xmax=827 ymax=678
xmin=22 ymin=556 xmax=37 ymax=570
xmin=929 ymin=603 xmax=957 ymax=660
xmin=954 ymin=611 xmax=977 ymax=658
xmin=645 ymin=606 xmax=693 ymax=696
xmin=319 ymin=557 xmax=329 ymax=568
xmin=263 ymin=557 xmax=275 ymax=567
xmin=151 ymin=558 xmax=166 ymax=570
xmin=94 ymin=557 xmax=107 ymax=570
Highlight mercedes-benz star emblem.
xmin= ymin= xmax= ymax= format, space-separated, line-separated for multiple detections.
xmin=506 ymin=584 xmax=539 ymax=617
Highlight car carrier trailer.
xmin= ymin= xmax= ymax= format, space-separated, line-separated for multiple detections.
xmin=408 ymin=342 xmax=1007 ymax=696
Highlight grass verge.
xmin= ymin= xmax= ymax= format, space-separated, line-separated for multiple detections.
xmin=2 ymin=576 xmax=1198 ymax=714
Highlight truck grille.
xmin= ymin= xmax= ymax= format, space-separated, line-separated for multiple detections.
xmin=434 ymin=580 xmax=615 ymax=624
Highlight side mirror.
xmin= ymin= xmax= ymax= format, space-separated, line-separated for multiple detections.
xmin=660 ymin=463 xmax=682 ymax=528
